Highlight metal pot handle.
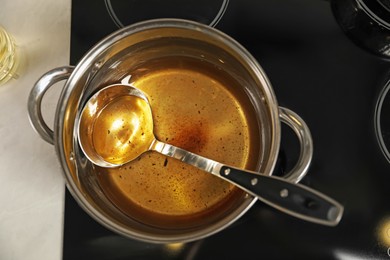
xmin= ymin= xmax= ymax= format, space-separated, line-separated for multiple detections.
xmin=28 ymin=66 xmax=74 ymax=145
xmin=279 ymin=107 xmax=313 ymax=183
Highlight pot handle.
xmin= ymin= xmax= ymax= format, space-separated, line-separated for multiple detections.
xmin=278 ymin=107 xmax=313 ymax=183
xmin=28 ymin=66 xmax=74 ymax=145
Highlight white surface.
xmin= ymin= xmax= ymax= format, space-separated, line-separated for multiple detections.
xmin=0 ymin=0 xmax=70 ymax=259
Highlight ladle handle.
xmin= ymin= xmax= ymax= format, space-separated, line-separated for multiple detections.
xmin=218 ymin=166 xmax=344 ymax=226
xmin=152 ymin=140 xmax=343 ymax=226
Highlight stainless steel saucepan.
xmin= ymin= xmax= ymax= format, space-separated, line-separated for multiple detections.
xmin=28 ymin=19 xmax=342 ymax=243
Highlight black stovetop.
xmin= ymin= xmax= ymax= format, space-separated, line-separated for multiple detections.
xmin=64 ymin=0 xmax=390 ymax=259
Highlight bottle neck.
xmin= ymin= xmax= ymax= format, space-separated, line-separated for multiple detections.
xmin=357 ymin=0 xmax=390 ymax=29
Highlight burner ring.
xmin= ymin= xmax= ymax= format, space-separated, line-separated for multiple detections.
xmin=375 ymin=77 xmax=390 ymax=163
xmin=104 ymin=0 xmax=229 ymax=28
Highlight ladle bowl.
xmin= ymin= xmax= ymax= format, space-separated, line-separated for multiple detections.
xmin=77 ymin=82 xmax=344 ymax=226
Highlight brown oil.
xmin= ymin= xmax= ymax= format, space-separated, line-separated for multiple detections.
xmin=96 ymin=55 xmax=261 ymax=229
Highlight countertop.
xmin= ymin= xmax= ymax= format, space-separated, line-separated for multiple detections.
xmin=0 ymin=0 xmax=70 ymax=259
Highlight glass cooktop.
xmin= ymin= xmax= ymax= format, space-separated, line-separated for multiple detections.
xmin=64 ymin=0 xmax=390 ymax=259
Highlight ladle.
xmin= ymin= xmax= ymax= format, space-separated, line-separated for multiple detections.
xmin=77 ymin=82 xmax=344 ymax=227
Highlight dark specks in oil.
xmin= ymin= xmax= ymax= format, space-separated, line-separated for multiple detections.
xmin=94 ymin=54 xmax=259 ymax=228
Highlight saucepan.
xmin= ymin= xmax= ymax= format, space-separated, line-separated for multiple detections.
xmin=28 ymin=19 xmax=337 ymax=243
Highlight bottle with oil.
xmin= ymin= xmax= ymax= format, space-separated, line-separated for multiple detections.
xmin=0 ymin=26 xmax=19 ymax=86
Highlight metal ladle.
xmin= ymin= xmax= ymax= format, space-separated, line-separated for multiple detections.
xmin=77 ymin=82 xmax=344 ymax=227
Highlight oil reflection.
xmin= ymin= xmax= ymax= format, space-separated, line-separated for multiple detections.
xmin=377 ymin=217 xmax=390 ymax=247
xmin=164 ymin=240 xmax=203 ymax=260
xmin=165 ymin=242 xmax=185 ymax=254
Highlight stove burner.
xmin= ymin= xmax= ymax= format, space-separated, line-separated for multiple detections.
xmin=375 ymin=77 xmax=390 ymax=163
xmin=104 ymin=0 xmax=229 ymax=28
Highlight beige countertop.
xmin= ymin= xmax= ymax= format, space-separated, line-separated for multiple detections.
xmin=0 ymin=0 xmax=71 ymax=259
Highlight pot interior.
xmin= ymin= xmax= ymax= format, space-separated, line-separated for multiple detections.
xmin=57 ymin=19 xmax=279 ymax=243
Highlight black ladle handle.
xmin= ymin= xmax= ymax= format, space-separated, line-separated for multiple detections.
xmin=220 ymin=166 xmax=343 ymax=226
xmin=151 ymin=139 xmax=343 ymax=226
